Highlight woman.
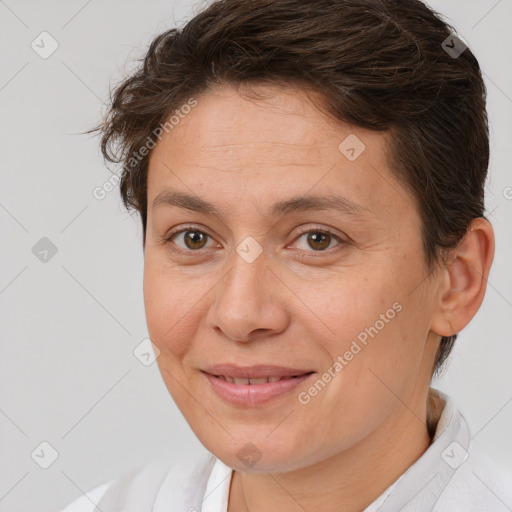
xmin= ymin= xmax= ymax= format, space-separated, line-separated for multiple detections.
xmin=61 ymin=0 xmax=511 ymax=510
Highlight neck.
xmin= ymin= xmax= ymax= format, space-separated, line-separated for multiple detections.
xmin=228 ymin=389 xmax=438 ymax=512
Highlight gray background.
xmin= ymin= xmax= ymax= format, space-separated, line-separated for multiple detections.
xmin=1 ymin=1 xmax=511 ymax=510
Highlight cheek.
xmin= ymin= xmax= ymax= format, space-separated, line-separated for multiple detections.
xmin=299 ymin=283 xmax=427 ymax=452
xmin=303 ymin=268 xmax=401 ymax=350
xmin=143 ymin=255 xmax=203 ymax=361
xmin=307 ymin=260 xmax=430 ymax=389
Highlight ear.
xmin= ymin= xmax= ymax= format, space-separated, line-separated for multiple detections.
xmin=430 ymin=217 xmax=495 ymax=337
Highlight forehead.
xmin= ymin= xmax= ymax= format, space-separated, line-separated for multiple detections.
xmin=147 ymin=84 xmax=417 ymax=223
xmin=154 ymin=84 xmax=363 ymax=162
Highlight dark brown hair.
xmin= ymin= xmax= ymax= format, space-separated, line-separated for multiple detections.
xmin=94 ymin=0 xmax=489 ymax=377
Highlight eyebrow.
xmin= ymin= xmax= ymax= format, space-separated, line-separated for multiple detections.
xmin=152 ymin=190 xmax=374 ymax=218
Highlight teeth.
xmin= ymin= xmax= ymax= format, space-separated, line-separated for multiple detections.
xmin=249 ymin=378 xmax=268 ymax=385
xmin=216 ymin=375 xmax=300 ymax=384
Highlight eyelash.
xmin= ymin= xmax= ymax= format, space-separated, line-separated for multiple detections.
xmin=163 ymin=224 xmax=346 ymax=257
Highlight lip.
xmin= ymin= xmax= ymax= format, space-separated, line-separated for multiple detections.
xmin=202 ymin=365 xmax=315 ymax=406
xmin=203 ymin=364 xmax=314 ymax=379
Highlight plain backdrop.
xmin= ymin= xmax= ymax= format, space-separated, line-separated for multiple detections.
xmin=0 ymin=1 xmax=511 ymax=510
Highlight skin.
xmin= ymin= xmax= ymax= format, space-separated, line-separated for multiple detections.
xmin=143 ymin=83 xmax=495 ymax=512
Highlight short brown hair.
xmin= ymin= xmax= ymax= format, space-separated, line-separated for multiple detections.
xmin=94 ymin=0 xmax=489 ymax=376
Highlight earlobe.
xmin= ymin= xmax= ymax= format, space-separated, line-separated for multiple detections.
xmin=430 ymin=217 xmax=495 ymax=337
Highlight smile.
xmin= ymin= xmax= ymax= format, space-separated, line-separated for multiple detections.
xmin=202 ymin=366 xmax=315 ymax=406
xmin=213 ymin=375 xmax=306 ymax=384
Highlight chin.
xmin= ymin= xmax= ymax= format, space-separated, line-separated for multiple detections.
xmin=219 ymin=450 xmax=308 ymax=474
xmin=199 ymin=432 xmax=322 ymax=474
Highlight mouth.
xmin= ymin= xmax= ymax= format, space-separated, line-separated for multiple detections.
xmin=210 ymin=374 xmax=312 ymax=384
xmin=201 ymin=365 xmax=315 ymax=405
xmin=203 ymin=364 xmax=314 ymax=380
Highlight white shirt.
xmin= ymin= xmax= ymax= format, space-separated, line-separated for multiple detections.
xmin=60 ymin=388 xmax=512 ymax=512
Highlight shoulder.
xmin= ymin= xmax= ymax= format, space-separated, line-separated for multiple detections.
xmin=434 ymin=440 xmax=512 ymax=511
xmin=58 ymin=450 xmax=217 ymax=512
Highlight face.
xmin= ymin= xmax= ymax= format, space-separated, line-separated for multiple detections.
xmin=143 ymin=84 xmax=441 ymax=473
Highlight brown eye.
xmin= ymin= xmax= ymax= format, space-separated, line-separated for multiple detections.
xmin=306 ymin=232 xmax=332 ymax=251
xmin=183 ymin=230 xmax=208 ymax=249
xmin=292 ymin=228 xmax=344 ymax=254
xmin=167 ymin=228 xmax=216 ymax=251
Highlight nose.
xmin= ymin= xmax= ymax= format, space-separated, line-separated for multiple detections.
xmin=208 ymin=245 xmax=289 ymax=343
